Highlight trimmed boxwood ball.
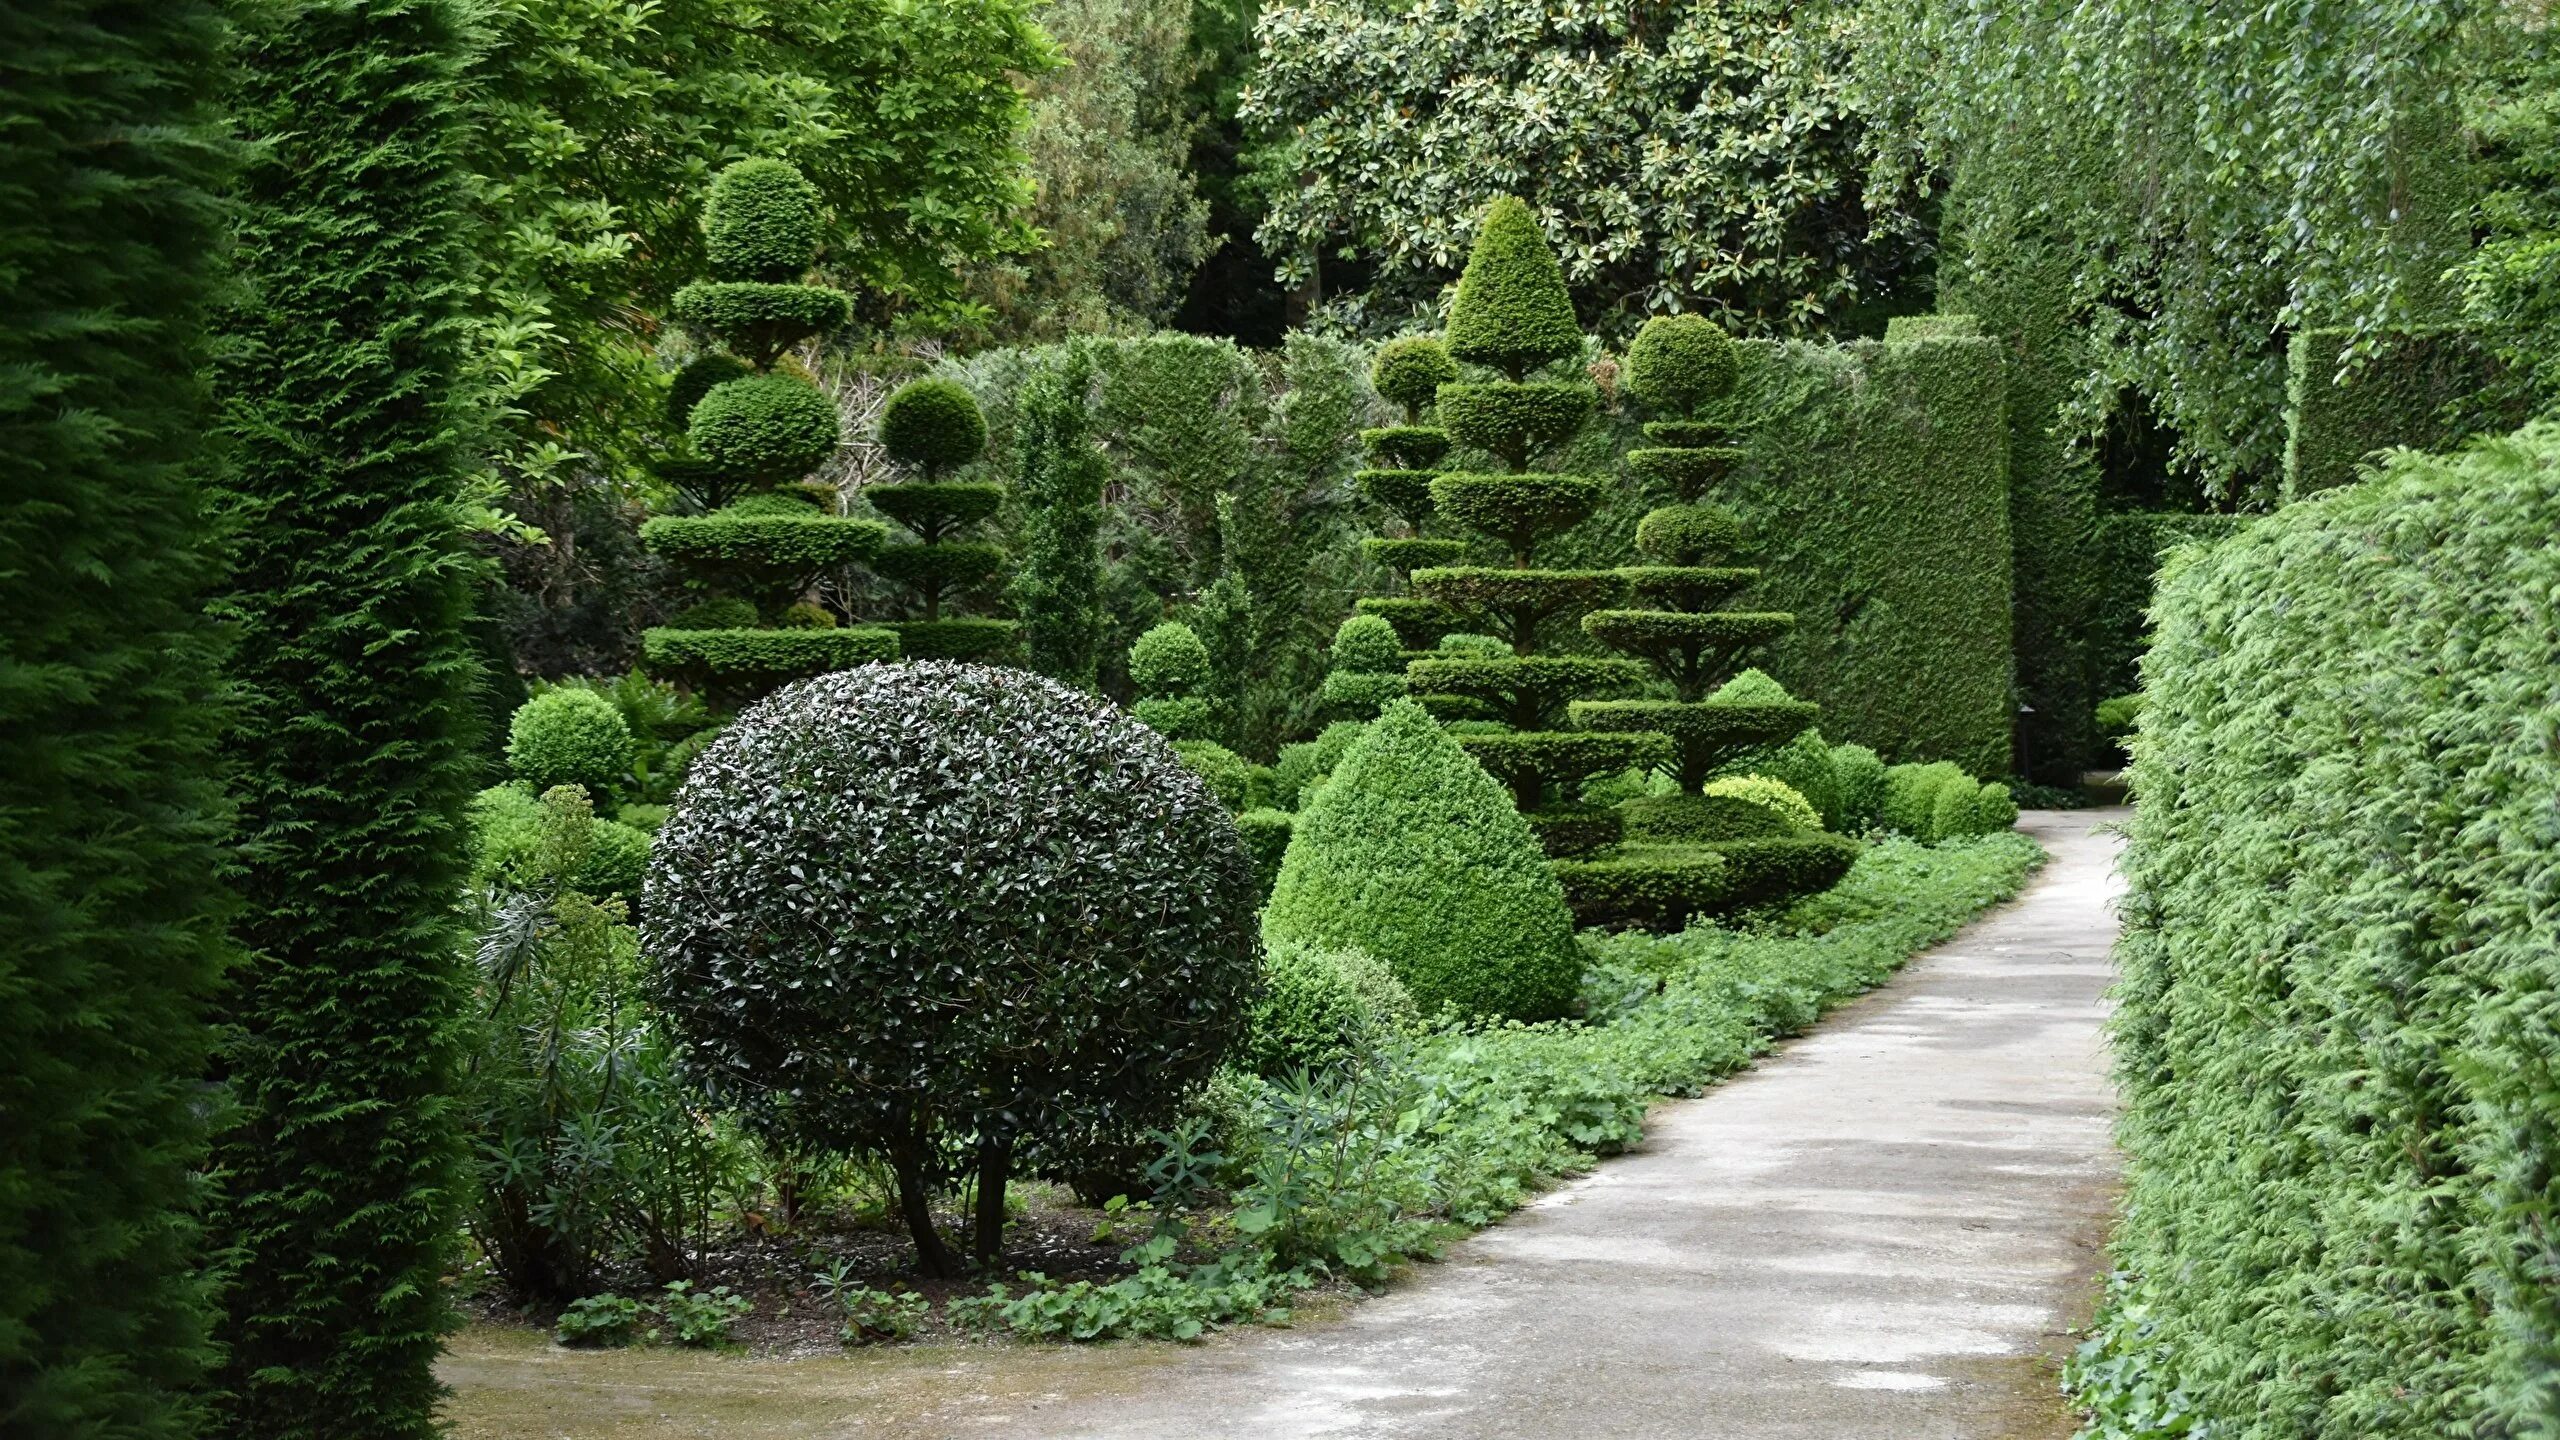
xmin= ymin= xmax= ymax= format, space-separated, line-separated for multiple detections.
xmin=1242 ymin=941 xmax=1417 ymax=1076
xmin=1445 ymin=195 xmax=1584 ymax=379
xmin=1636 ymin=503 xmax=1744 ymax=565
xmin=1132 ymin=695 xmax=1216 ymax=741
xmin=1371 ymin=336 xmax=1459 ymax=418
xmin=703 ymin=157 xmax=823 ymax=282
xmin=1264 ymin=699 xmax=1581 ymax=1021
xmin=508 ymin=688 xmax=635 ymax=796
xmin=669 ymin=353 xmax=755 ymax=428
xmin=1329 ymin=612 xmax=1407 ymax=674
xmin=688 ymin=374 xmax=841 ymax=482
xmin=1171 ymin=739 xmax=1253 ymax=811
xmin=644 ymin=662 xmax=1258 ymax=1275
xmin=1129 ymin=619 xmax=1212 ymax=697
xmin=1625 ymin=313 xmax=1739 ymax=415
xmin=877 ymin=377 xmax=989 ymax=476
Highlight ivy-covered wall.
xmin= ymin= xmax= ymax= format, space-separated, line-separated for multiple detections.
xmin=2282 ymin=324 xmax=2511 ymax=499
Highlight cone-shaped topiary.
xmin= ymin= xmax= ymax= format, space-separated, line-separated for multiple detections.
xmin=867 ymin=377 xmax=1015 ymax=662
xmin=639 ymin=159 xmax=896 ymax=706
xmin=1444 ymin=196 xmax=1583 ymax=381
xmin=1264 ymin=700 xmax=1581 ymax=1021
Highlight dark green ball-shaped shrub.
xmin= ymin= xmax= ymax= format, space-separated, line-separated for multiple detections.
xmin=1263 ymin=699 xmax=1581 ymax=1020
xmin=688 ymin=374 xmax=841 ymax=483
xmin=1829 ymin=742 xmax=1887 ymax=831
xmin=1371 ymin=336 xmax=1459 ymax=417
xmin=1128 ymin=620 xmax=1211 ymax=698
xmin=1241 ymin=941 xmax=1417 ymax=1076
xmin=1171 ymin=739 xmax=1252 ymax=811
xmin=645 ymin=662 xmax=1259 ymax=1262
xmin=877 ymin=378 xmax=989 ymax=475
xmin=1444 ymin=195 xmax=1584 ymax=378
xmin=670 ymin=353 xmax=756 ymax=429
xmin=508 ymin=688 xmax=635 ymax=796
xmin=669 ymin=596 xmax=759 ymax=631
xmin=1625 ymin=313 xmax=1739 ymax=415
xmin=703 ymin=157 xmax=824 ymax=282
xmin=1635 ymin=503 xmax=1744 ymax=565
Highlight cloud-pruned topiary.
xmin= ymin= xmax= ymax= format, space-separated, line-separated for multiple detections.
xmin=1370 ymin=335 xmax=1459 ymax=419
xmin=1129 ymin=619 xmax=1219 ymax=740
xmin=1242 ymin=941 xmax=1417 ymax=1076
xmin=876 ymin=377 xmax=990 ymax=477
xmin=702 ymin=157 xmax=823 ymax=282
xmin=868 ymin=377 xmax=1013 ymax=661
xmin=644 ymin=662 xmax=1257 ymax=1276
xmin=507 ymin=689 xmax=636 ymax=798
xmin=687 ymin=375 xmax=841 ymax=484
xmin=1264 ymin=699 xmax=1580 ymax=1021
xmin=1625 ymin=313 xmax=1739 ymax=414
xmin=1445 ymin=196 xmax=1583 ymax=379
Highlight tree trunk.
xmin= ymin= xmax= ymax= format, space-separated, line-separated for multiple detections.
xmin=891 ymin=1152 xmax=959 ymax=1278
xmin=971 ymin=1137 xmax=1012 ymax=1270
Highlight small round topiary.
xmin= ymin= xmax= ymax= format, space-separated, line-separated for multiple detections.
xmin=703 ymin=157 xmax=824 ymax=282
xmin=688 ymin=374 xmax=842 ymax=483
xmin=1128 ymin=620 xmax=1212 ymax=699
xmin=877 ymin=377 xmax=989 ymax=476
xmin=1635 ymin=503 xmax=1745 ymax=565
xmin=1625 ymin=314 xmax=1739 ymax=416
xmin=645 ymin=662 xmax=1258 ymax=1275
xmin=1329 ymin=613 xmax=1405 ymax=675
xmin=507 ymin=688 xmax=635 ymax=797
xmin=669 ymin=596 xmax=758 ymax=631
xmin=669 ymin=353 xmax=756 ymax=428
xmin=1171 ymin=739 xmax=1252 ymax=812
xmin=1702 ymin=775 xmax=1822 ymax=832
xmin=1241 ymin=941 xmax=1417 ymax=1076
xmin=1371 ymin=336 xmax=1459 ymax=418
xmin=1829 ymin=742 xmax=1887 ymax=831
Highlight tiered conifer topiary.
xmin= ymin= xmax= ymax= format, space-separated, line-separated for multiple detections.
xmin=867 ymin=377 xmax=1018 ymax=661
xmin=1399 ymin=197 xmax=1665 ymax=857
xmin=1561 ymin=314 xmax=1858 ymax=928
xmin=1352 ymin=336 xmax=1465 ymax=649
xmin=639 ymin=160 xmax=898 ymax=705
xmin=1319 ymin=612 xmax=1407 ymax=718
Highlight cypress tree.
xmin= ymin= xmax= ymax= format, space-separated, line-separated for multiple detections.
xmin=206 ymin=4 xmax=486 ymax=1435
xmin=0 ymin=4 xmax=234 ymax=1433
xmin=1010 ymin=348 xmax=1109 ymax=687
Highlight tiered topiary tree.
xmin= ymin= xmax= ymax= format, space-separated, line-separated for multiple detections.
xmin=1351 ymin=336 xmax=1464 ymax=649
xmin=1561 ymin=314 xmax=1858 ymax=928
xmin=1127 ymin=619 xmax=1219 ymax=740
xmin=639 ymin=159 xmax=899 ymax=705
xmin=1397 ymin=197 xmax=1666 ymax=857
xmin=1318 ymin=612 xmax=1407 ymax=718
xmin=868 ymin=377 xmax=1018 ymax=661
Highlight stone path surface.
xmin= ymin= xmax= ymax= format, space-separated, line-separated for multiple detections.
xmin=445 ymin=809 xmax=2126 ymax=1440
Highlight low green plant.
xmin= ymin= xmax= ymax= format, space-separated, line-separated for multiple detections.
xmin=1829 ymin=744 xmax=1887 ymax=830
xmin=813 ymin=1263 xmax=930 ymax=1345
xmin=649 ymin=1281 xmax=750 ymax=1348
xmin=1700 ymin=776 xmax=1821 ymax=832
xmin=554 ymin=1293 xmax=645 ymax=1347
xmin=1170 ymin=740 xmax=1252 ymax=812
xmin=1243 ymin=943 xmax=1418 ymax=1076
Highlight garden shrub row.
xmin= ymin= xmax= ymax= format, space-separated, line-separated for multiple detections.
xmin=2081 ymin=424 xmax=2560 ymax=1439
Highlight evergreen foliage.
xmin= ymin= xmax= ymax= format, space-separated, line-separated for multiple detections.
xmin=1129 ymin=620 xmax=1219 ymax=740
xmin=1010 ymin=349 xmax=1110 ymax=687
xmin=0 ymin=3 xmax=233 ymax=1431
xmin=878 ymin=378 xmax=993 ymax=477
xmin=1445 ymin=198 xmax=1584 ymax=378
xmin=205 ymin=4 xmax=487 ymax=1433
xmin=870 ymin=378 xmax=1016 ymax=661
xmin=506 ymin=689 xmax=636 ymax=797
xmin=2282 ymin=324 xmax=2515 ymax=500
xmin=1241 ymin=942 xmax=1417 ymax=1076
xmin=1320 ymin=613 xmax=1408 ymax=718
xmin=1264 ymin=701 xmax=1582 ymax=1022
xmin=646 ymin=663 xmax=1258 ymax=1276
xmin=2085 ymin=426 xmax=2560 ymax=1437
xmin=700 ymin=157 xmax=824 ymax=282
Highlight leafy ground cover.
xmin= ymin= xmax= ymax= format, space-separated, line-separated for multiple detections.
xmin=472 ymin=830 xmax=2041 ymax=1352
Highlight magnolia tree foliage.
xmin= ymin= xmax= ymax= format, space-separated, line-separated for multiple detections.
xmin=1241 ymin=0 xmax=1920 ymax=335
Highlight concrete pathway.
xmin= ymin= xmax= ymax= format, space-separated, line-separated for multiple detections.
xmin=445 ymin=809 xmax=2126 ymax=1440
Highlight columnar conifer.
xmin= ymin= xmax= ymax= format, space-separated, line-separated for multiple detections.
xmin=1010 ymin=348 xmax=1110 ymax=687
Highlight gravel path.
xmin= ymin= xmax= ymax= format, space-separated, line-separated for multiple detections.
xmin=444 ymin=809 xmax=2126 ymax=1440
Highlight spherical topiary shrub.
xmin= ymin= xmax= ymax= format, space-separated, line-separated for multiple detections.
xmin=1129 ymin=619 xmax=1212 ymax=696
xmin=1371 ymin=335 xmax=1459 ymax=418
xmin=688 ymin=373 xmax=841 ymax=483
xmin=643 ymin=662 xmax=1257 ymax=1275
xmin=1263 ymin=698 xmax=1580 ymax=1021
xmin=1635 ymin=502 xmax=1744 ymax=565
xmin=1625 ymin=313 xmax=1739 ymax=415
xmin=1171 ymin=739 xmax=1252 ymax=812
xmin=668 ymin=353 xmax=756 ymax=429
xmin=703 ymin=157 xmax=823 ymax=282
xmin=1829 ymin=743 xmax=1887 ymax=831
xmin=876 ymin=377 xmax=989 ymax=477
xmin=507 ymin=688 xmax=635 ymax=796
xmin=1242 ymin=941 xmax=1417 ymax=1076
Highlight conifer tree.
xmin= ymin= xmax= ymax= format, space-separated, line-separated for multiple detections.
xmin=1399 ymin=198 xmax=1666 ymax=856
xmin=206 ymin=4 xmax=485 ymax=1434
xmin=1351 ymin=335 xmax=1464 ymax=649
xmin=869 ymin=376 xmax=1019 ymax=660
xmin=1010 ymin=348 xmax=1109 ymax=687
xmin=0 ymin=4 xmax=233 ymax=1432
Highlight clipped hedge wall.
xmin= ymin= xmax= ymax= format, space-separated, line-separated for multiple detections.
xmin=2281 ymin=323 xmax=2511 ymax=500
xmin=2092 ymin=424 xmax=2560 ymax=1438
xmin=2086 ymin=511 xmax=2247 ymax=702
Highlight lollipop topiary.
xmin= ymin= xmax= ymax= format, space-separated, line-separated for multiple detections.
xmin=644 ymin=662 xmax=1258 ymax=1275
xmin=1397 ymin=197 xmax=1655 ymax=854
xmin=866 ymin=377 xmax=1016 ymax=662
xmin=1128 ymin=620 xmax=1219 ymax=740
xmin=640 ymin=158 xmax=896 ymax=706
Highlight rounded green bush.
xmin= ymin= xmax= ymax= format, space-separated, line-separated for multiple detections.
xmin=1371 ymin=336 xmax=1458 ymax=418
xmin=466 ymin=784 xmax=651 ymax=905
xmin=646 ymin=662 xmax=1258 ymax=1256
xmin=1619 ymin=792 xmax=1788 ymax=843
xmin=1131 ymin=695 xmax=1216 ymax=741
xmin=1171 ymin=739 xmax=1252 ymax=811
xmin=1732 ymin=728 xmax=1840 ymax=828
xmin=703 ymin=157 xmax=824 ymax=282
xmin=1241 ymin=941 xmax=1417 ymax=1076
xmin=669 ymin=353 xmax=755 ymax=428
xmin=777 ymin=600 xmax=836 ymax=629
xmin=669 ymin=596 xmax=758 ymax=630
xmin=1965 ymin=782 xmax=2019 ymax=834
xmin=1829 ymin=742 xmax=1887 ymax=831
xmin=688 ymin=374 xmax=841 ymax=483
xmin=1361 ymin=426 xmax=1452 ymax=470
xmin=1263 ymin=699 xmax=1581 ymax=1021
xmin=1702 ymin=775 xmax=1820 ymax=832
xmin=580 ymin=817 xmax=653 ymax=906
xmin=1881 ymin=761 xmax=1972 ymax=839
xmin=1625 ymin=314 xmax=1739 ymax=415
xmin=1636 ymin=503 xmax=1745 ymax=565
xmin=1444 ymin=196 xmax=1584 ymax=379
xmin=877 ymin=378 xmax=989 ymax=476
xmin=1235 ymin=807 xmax=1294 ymax=896
xmin=1329 ymin=612 xmax=1406 ymax=674
xmin=508 ymin=688 xmax=635 ymax=796
xmin=1128 ymin=620 xmax=1211 ymax=698
xmin=1270 ymin=720 xmax=1369 ymax=811
xmin=1319 ymin=669 xmax=1405 ymax=718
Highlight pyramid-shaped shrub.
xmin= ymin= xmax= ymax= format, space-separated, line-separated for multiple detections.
xmin=1263 ymin=699 xmax=1581 ymax=1022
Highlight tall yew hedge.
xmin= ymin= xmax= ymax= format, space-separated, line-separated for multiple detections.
xmin=0 ymin=4 xmax=234 ymax=1433
xmin=206 ymin=4 xmax=485 ymax=1436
